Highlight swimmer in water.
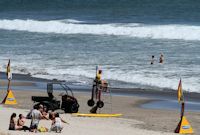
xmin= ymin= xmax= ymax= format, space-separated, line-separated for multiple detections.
xmin=159 ymin=53 xmax=164 ymax=63
xmin=151 ymin=55 xmax=155 ymax=65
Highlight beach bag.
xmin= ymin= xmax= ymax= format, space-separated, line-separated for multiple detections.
xmin=38 ymin=126 xmax=48 ymax=132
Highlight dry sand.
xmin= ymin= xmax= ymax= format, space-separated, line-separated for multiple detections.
xmin=0 ymin=105 xmax=175 ymax=135
xmin=0 ymin=90 xmax=199 ymax=134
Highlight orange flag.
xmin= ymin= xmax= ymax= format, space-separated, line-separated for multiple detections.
xmin=177 ymin=79 xmax=184 ymax=103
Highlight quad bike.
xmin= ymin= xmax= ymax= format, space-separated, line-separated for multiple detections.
xmin=32 ymin=81 xmax=79 ymax=113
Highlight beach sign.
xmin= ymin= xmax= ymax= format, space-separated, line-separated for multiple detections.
xmin=174 ymin=79 xmax=193 ymax=134
xmin=175 ymin=116 xmax=194 ymax=134
xmin=3 ymin=90 xmax=17 ymax=105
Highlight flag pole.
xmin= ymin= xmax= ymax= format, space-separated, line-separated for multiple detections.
xmin=7 ymin=59 xmax=11 ymax=92
xmin=7 ymin=79 xmax=11 ymax=92
xmin=181 ymin=102 xmax=184 ymax=118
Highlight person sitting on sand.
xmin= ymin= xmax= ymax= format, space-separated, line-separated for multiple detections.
xmin=9 ymin=113 xmax=23 ymax=130
xmin=37 ymin=104 xmax=49 ymax=120
xmin=17 ymin=114 xmax=30 ymax=131
xmin=42 ymin=106 xmax=48 ymax=116
xmin=150 ymin=55 xmax=155 ymax=65
xmin=159 ymin=53 xmax=164 ymax=63
xmin=50 ymin=113 xmax=68 ymax=133
xmin=30 ymin=105 xmax=44 ymax=132
xmin=49 ymin=111 xmax=56 ymax=120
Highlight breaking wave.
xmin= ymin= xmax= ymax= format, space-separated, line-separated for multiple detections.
xmin=1 ymin=19 xmax=200 ymax=40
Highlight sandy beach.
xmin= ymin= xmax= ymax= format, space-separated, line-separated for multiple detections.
xmin=1 ymin=1 xmax=200 ymax=134
xmin=0 ymin=92 xmax=175 ymax=135
xmin=0 ymin=72 xmax=199 ymax=135
xmin=0 ymin=74 xmax=200 ymax=135
xmin=0 ymin=104 xmax=176 ymax=135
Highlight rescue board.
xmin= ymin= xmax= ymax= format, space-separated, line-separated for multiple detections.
xmin=73 ymin=113 xmax=122 ymax=117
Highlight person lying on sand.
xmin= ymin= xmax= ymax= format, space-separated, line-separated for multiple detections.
xmin=9 ymin=113 xmax=23 ymax=130
xmin=50 ymin=113 xmax=68 ymax=133
xmin=17 ymin=114 xmax=30 ymax=131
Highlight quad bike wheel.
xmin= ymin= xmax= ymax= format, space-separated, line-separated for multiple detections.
xmin=70 ymin=103 xmax=79 ymax=113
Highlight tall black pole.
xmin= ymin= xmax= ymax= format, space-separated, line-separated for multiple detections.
xmin=181 ymin=102 xmax=185 ymax=118
xmin=7 ymin=79 xmax=11 ymax=92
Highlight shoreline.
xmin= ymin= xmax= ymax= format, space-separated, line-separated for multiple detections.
xmin=1 ymin=71 xmax=200 ymax=101
xmin=1 ymin=71 xmax=200 ymax=112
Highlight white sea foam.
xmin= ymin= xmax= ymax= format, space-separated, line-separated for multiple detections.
xmin=60 ymin=19 xmax=85 ymax=24
xmin=0 ymin=19 xmax=199 ymax=92
xmin=0 ymin=59 xmax=199 ymax=92
xmin=1 ymin=19 xmax=200 ymax=40
xmin=34 ymin=67 xmax=200 ymax=93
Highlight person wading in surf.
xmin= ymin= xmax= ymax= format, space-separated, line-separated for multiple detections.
xmin=159 ymin=53 xmax=164 ymax=63
xmin=150 ymin=55 xmax=155 ymax=65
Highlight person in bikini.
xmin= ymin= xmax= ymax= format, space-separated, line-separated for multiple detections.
xmin=17 ymin=114 xmax=30 ymax=131
xmin=9 ymin=113 xmax=23 ymax=130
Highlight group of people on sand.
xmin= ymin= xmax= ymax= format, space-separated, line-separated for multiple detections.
xmin=9 ymin=104 xmax=68 ymax=133
xmin=9 ymin=113 xmax=29 ymax=131
xmin=151 ymin=53 xmax=164 ymax=65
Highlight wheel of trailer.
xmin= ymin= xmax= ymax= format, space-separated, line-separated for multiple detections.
xmin=87 ymin=99 xmax=95 ymax=107
xmin=71 ymin=103 xmax=79 ymax=113
xmin=97 ymin=101 xmax=104 ymax=108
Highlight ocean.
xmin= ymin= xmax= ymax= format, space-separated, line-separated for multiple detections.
xmin=0 ymin=0 xmax=200 ymax=92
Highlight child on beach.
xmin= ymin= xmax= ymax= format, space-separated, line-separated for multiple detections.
xmin=50 ymin=113 xmax=68 ymax=133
